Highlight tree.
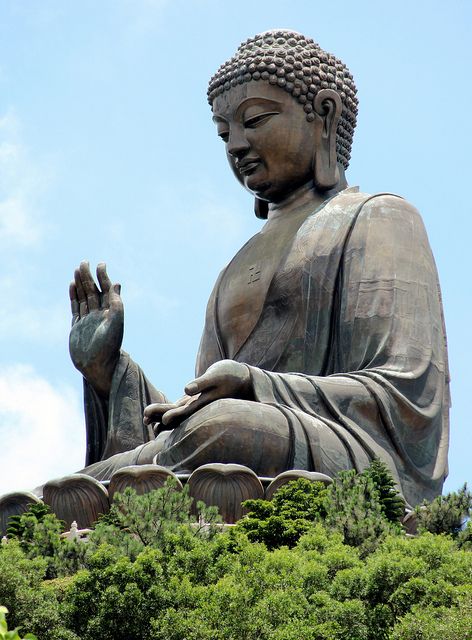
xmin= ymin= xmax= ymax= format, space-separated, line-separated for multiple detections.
xmin=6 ymin=503 xmax=55 ymax=540
xmin=5 ymin=502 xmax=84 ymax=579
xmin=325 ymin=469 xmax=400 ymax=556
xmin=1 ymin=478 xmax=471 ymax=640
xmin=457 ymin=519 xmax=472 ymax=550
xmin=236 ymin=478 xmax=328 ymax=549
xmin=390 ymin=593 xmax=472 ymax=640
xmin=238 ymin=461 xmax=404 ymax=554
xmin=88 ymin=479 xmax=221 ymax=560
xmin=415 ymin=484 xmax=472 ymax=537
xmin=0 ymin=540 xmax=71 ymax=639
xmin=362 ymin=458 xmax=405 ymax=523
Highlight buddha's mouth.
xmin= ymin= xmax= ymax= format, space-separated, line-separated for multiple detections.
xmin=237 ymin=159 xmax=260 ymax=175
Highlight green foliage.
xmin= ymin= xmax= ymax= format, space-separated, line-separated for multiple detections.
xmin=415 ymin=483 xmax=472 ymax=537
xmin=1 ymin=472 xmax=470 ymax=639
xmin=237 ymin=478 xmax=328 ymax=548
xmin=5 ymin=501 xmax=85 ymax=579
xmin=325 ymin=468 xmax=401 ymax=556
xmin=238 ymin=460 xmax=405 ymax=554
xmin=0 ymin=540 xmax=75 ymax=639
xmin=330 ymin=532 xmax=472 ymax=640
xmin=390 ymin=589 xmax=472 ymax=639
xmin=59 ymin=524 xmax=472 ymax=640
xmin=362 ymin=458 xmax=405 ymax=523
xmin=457 ymin=518 xmax=472 ymax=550
xmin=61 ymin=523 xmax=371 ymax=640
xmin=88 ymin=479 xmax=222 ymax=559
xmin=6 ymin=502 xmax=55 ymax=539
xmin=0 ymin=606 xmax=37 ymax=640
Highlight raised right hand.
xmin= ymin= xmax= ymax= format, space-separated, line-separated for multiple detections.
xmin=69 ymin=261 xmax=124 ymax=397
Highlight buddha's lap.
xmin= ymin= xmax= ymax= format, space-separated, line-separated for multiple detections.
xmin=155 ymin=398 xmax=370 ymax=478
xmin=155 ymin=398 xmax=298 ymax=475
xmin=83 ymin=397 xmax=357 ymax=479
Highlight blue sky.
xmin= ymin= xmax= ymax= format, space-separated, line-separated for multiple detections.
xmin=0 ymin=0 xmax=469 ymax=496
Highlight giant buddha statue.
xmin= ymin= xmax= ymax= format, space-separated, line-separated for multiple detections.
xmin=64 ymin=30 xmax=449 ymax=510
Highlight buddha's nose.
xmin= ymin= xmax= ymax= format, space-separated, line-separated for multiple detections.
xmin=227 ymin=128 xmax=250 ymax=159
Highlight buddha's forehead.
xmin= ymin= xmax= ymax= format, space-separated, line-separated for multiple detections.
xmin=212 ymin=81 xmax=291 ymax=120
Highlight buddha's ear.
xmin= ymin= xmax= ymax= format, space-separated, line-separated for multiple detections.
xmin=313 ymin=89 xmax=342 ymax=190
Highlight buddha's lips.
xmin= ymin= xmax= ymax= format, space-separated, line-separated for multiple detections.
xmin=237 ymin=159 xmax=260 ymax=175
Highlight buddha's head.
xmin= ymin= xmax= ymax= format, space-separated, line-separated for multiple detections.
xmin=208 ymin=30 xmax=358 ymax=217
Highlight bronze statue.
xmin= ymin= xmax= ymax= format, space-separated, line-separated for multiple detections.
xmin=68 ymin=30 xmax=449 ymax=508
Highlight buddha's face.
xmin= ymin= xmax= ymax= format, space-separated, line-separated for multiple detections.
xmin=212 ymin=81 xmax=316 ymax=203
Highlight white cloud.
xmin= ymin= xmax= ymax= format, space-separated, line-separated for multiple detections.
xmin=0 ymin=365 xmax=85 ymax=495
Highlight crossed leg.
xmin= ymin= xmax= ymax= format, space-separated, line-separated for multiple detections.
xmin=81 ymin=398 xmax=312 ymax=481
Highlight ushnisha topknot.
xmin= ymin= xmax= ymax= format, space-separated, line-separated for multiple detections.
xmin=207 ymin=29 xmax=358 ymax=169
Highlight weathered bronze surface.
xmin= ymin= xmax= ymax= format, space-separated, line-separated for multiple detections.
xmin=188 ymin=463 xmax=264 ymax=523
xmin=107 ymin=464 xmax=182 ymax=502
xmin=42 ymin=474 xmax=110 ymax=528
xmin=67 ymin=30 xmax=449 ymax=508
xmin=0 ymin=492 xmax=40 ymax=536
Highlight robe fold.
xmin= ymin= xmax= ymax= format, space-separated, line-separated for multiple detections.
xmin=83 ymin=188 xmax=449 ymax=506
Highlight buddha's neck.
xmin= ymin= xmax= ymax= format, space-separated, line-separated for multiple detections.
xmin=267 ymin=182 xmax=335 ymax=223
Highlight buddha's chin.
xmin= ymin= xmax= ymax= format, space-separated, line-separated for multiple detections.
xmin=245 ymin=174 xmax=272 ymax=199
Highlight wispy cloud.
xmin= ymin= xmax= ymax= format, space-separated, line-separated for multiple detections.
xmin=0 ymin=108 xmax=51 ymax=249
xmin=0 ymin=365 xmax=85 ymax=495
xmin=0 ymin=109 xmax=64 ymax=344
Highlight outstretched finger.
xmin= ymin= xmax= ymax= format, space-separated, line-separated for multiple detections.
xmin=79 ymin=261 xmax=100 ymax=311
xmin=108 ymin=283 xmax=123 ymax=314
xmin=143 ymin=395 xmax=190 ymax=425
xmin=69 ymin=282 xmax=79 ymax=326
xmin=74 ymin=268 xmax=88 ymax=317
xmin=143 ymin=402 xmax=180 ymax=425
xmin=97 ymin=263 xmax=112 ymax=308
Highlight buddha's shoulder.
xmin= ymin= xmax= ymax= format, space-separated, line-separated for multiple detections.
xmin=333 ymin=188 xmax=424 ymax=226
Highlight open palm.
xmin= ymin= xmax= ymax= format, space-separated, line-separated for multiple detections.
xmin=69 ymin=261 xmax=123 ymax=397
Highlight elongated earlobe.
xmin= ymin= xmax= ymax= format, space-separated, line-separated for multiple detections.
xmin=313 ymin=89 xmax=342 ymax=190
xmin=254 ymin=198 xmax=269 ymax=219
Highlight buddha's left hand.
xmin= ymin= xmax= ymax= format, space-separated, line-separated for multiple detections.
xmin=144 ymin=360 xmax=253 ymax=430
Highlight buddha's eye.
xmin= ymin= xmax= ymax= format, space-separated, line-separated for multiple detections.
xmin=244 ymin=111 xmax=279 ymax=129
xmin=218 ymin=130 xmax=229 ymax=143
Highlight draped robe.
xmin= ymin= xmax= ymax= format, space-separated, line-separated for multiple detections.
xmin=82 ymin=188 xmax=449 ymax=507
